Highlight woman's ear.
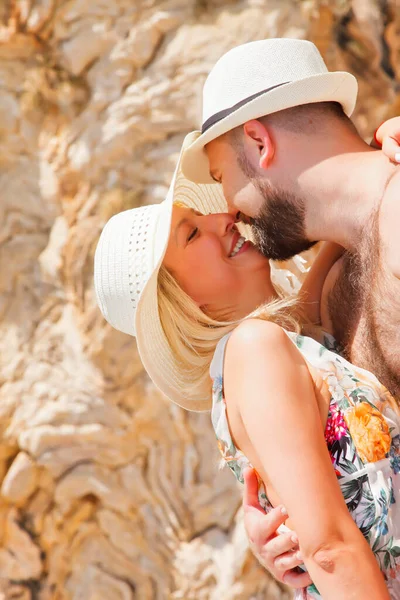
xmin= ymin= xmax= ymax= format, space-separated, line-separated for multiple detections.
xmin=243 ymin=119 xmax=275 ymax=170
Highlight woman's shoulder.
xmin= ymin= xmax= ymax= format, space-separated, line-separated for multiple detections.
xmin=210 ymin=321 xmax=292 ymax=384
xmin=225 ymin=320 xmax=303 ymax=382
xmin=228 ymin=319 xmax=289 ymax=352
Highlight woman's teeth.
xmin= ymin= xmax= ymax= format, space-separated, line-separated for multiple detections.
xmin=229 ymin=236 xmax=246 ymax=257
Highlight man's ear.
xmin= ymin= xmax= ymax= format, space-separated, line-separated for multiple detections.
xmin=243 ymin=119 xmax=275 ymax=170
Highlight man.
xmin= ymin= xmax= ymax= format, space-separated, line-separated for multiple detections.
xmin=180 ymin=38 xmax=400 ymax=592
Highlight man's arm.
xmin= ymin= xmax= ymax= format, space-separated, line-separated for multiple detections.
xmin=243 ymin=468 xmax=312 ymax=588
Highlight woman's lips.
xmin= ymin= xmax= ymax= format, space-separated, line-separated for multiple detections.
xmin=229 ymin=231 xmax=241 ymax=256
xmin=234 ymin=240 xmax=250 ymax=257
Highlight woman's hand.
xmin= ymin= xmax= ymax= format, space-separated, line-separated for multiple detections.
xmin=372 ymin=117 xmax=400 ymax=163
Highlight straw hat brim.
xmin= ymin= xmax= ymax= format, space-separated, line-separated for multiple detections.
xmin=134 ymin=133 xmax=229 ymax=412
xmin=181 ymin=71 xmax=358 ymax=184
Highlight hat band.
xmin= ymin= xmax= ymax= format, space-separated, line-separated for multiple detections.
xmin=201 ymin=81 xmax=290 ymax=134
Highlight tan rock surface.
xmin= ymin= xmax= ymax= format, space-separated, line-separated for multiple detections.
xmin=0 ymin=1 xmax=399 ymax=598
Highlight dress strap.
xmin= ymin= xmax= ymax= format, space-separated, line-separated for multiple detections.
xmin=209 ymin=332 xmax=232 ymax=382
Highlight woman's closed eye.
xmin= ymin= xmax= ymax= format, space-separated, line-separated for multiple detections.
xmin=187 ymin=227 xmax=198 ymax=243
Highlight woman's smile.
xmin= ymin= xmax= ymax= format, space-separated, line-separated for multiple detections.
xmin=229 ymin=235 xmax=251 ymax=258
xmin=163 ymin=204 xmax=275 ymax=317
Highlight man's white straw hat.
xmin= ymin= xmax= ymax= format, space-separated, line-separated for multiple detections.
xmin=181 ymin=38 xmax=358 ymax=184
xmin=94 ymin=133 xmax=227 ymax=412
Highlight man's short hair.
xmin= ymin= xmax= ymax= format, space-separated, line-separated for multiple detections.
xmin=228 ymin=101 xmax=355 ymax=144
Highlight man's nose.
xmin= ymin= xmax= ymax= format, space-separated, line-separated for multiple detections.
xmin=228 ymin=210 xmax=253 ymax=226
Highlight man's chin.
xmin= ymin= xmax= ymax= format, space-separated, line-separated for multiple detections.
xmin=255 ymin=237 xmax=318 ymax=261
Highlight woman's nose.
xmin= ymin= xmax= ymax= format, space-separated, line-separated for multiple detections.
xmin=203 ymin=212 xmax=236 ymax=236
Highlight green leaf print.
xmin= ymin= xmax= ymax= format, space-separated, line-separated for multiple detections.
xmin=384 ymin=552 xmax=391 ymax=570
xmin=341 ymin=479 xmax=364 ymax=512
xmin=308 ymin=583 xmax=320 ymax=595
xmin=372 ymin=536 xmax=381 ymax=552
xmin=371 ymin=536 xmax=400 ymax=572
xmin=230 ymin=461 xmax=244 ymax=483
xmin=338 ymin=396 xmax=351 ymax=411
xmin=391 ymin=546 xmax=400 ymax=558
xmin=358 ymin=498 xmax=377 ymax=539
xmin=340 ymin=457 xmax=359 ymax=475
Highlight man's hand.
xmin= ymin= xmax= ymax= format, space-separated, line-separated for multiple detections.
xmin=372 ymin=117 xmax=400 ymax=163
xmin=243 ymin=468 xmax=312 ymax=589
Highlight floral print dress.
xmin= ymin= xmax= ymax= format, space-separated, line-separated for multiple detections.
xmin=210 ymin=329 xmax=400 ymax=599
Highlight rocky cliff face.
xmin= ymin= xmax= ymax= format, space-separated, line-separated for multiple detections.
xmin=0 ymin=1 xmax=398 ymax=598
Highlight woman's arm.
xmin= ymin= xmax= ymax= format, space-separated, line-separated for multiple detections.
xmin=224 ymin=320 xmax=389 ymax=600
xmin=299 ymin=242 xmax=344 ymax=325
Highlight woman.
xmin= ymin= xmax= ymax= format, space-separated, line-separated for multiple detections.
xmin=94 ymin=123 xmax=400 ymax=599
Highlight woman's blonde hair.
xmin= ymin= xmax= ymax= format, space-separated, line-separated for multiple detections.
xmin=157 ymin=259 xmax=301 ymax=403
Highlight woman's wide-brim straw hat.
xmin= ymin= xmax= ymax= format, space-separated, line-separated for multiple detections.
xmin=181 ymin=38 xmax=358 ymax=184
xmin=94 ymin=133 xmax=228 ymax=412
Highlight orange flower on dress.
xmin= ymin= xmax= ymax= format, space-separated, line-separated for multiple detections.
xmin=344 ymin=403 xmax=391 ymax=463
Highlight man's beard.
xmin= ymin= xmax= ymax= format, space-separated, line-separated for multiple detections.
xmin=252 ymin=180 xmax=317 ymax=260
xmin=237 ymin=151 xmax=316 ymax=260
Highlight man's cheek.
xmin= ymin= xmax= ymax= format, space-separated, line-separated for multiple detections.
xmin=235 ymin=187 xmax=261 ymax=218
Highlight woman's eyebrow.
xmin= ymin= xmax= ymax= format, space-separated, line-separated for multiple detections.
xmin=173 ymin=207 xmax=202 ymax=245
xmin=174 ymin=218 xmax=189 ymax=245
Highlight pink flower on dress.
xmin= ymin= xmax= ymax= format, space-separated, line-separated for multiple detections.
xmin=325 ymin=404 xmax=348 ymax=445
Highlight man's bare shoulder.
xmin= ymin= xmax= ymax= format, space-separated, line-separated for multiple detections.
xmin=379 ymin=166 xmax=400 ymax=278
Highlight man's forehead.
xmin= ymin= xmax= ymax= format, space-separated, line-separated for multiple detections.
xmin=205 ymin=136 xmax=231 ymax=173
xmin=205 ymin=135 xmax=226 ymax=155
